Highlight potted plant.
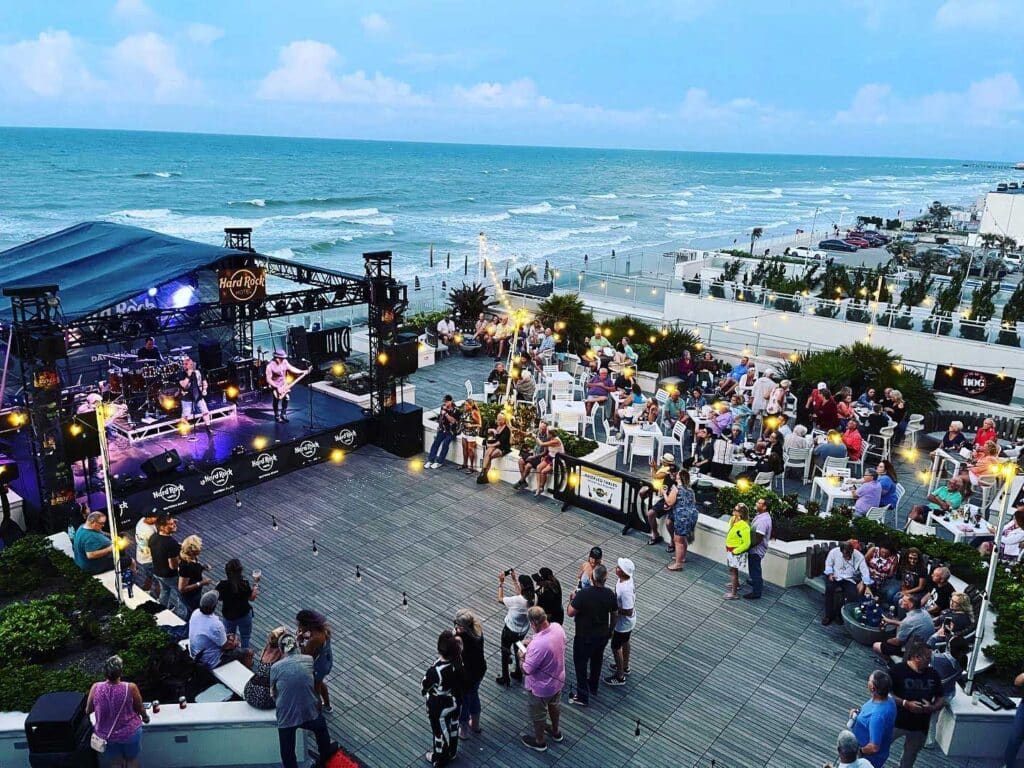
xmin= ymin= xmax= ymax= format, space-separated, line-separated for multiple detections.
xmin=447 ymin=282 xmax=497 ymax=325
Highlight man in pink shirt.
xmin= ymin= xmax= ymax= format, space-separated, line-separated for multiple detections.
xmin=518 ymin=606 xmax=566 ymax=752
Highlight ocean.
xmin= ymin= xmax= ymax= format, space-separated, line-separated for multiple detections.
xmin=0 ymin=127 xmax=1005 ymax=281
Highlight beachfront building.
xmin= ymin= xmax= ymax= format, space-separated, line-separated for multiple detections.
xmin=978 ymin=184 xmax=1024 ymax=243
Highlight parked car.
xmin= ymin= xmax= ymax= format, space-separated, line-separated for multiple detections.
xmin=936 ymin=245 xmax=961 ymax=257
xmin=849 ymin=230 xmax=889 ymax=246
xmin=1003 ymin=252 xmax=1022 ymax=272
xmin=898 ymin=233 xmax=918 ymax=244
xmin=790 ymin=246 xmax=828 ymax=261
xmin=819 ymin=239 xmax=858 ymax=252
xmin=844 ymin=237 xmax=871 ymax=248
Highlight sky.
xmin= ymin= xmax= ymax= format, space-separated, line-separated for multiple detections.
xmin=0 ymin=0 xmax=1021 ymax=159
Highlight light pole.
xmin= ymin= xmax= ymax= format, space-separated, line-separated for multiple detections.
xmin=964 ymin=464 xmax=1017 ymax=695
xmin=811 ymin=206 xmax=820 ymax=242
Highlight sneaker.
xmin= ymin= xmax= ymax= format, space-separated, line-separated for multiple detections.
xmin=545 ymin=727 xmax=564 ymax=743
xmin=322 ymin=703 xmax=333 ymax=713
xmin=458 ymin=724 xmax=470 ymax=740
xmin=494 ymin=675 xmax=510 ymax=687
xmin=568 ymin=694 xmax=588 ymax=707
xmin=513 ymin=480 xmax=528 ymax=490
xmin=608 ymin=663 xmax=630 ymax=676
xmin=520 ymin=734 xmax=547 ymax=752
xmin=510 ymin=670 xmax=523 ymax=681
xmin=742 ymin=593 xmax=762 ymax=600
xmin=604 ymin=675 xmax=626 ymax=686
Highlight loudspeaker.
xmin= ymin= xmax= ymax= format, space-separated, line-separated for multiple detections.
xmin=198 ymin=339 xmax=222 ymax=371
xmin=384 ymin=340 xmax=418 ymax=378
xmin=62 ymin=418 xmax=101 ymax=463
xmin=378 ymin=403 xmax=423 ymax=457
xmin=141 ymin=449 xmax=181 ymax=479
xmin=36 ymin=333 xmax=67 ymax=363
xmin=288 ymin=326 xmax=310 ymax=362
xmin=24 ymin=691 xmax=92 ymax=756
xmin=0 ymin=459 xmax=20 ymax=483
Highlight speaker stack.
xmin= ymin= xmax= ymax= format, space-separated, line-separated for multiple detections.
xmin=24 ymin=691 xmax=96 ymax=767
xmin=379 ymin=402 xmax=423 ymax=457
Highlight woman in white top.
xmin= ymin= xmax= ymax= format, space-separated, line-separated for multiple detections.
xmin=495 ymin=570 xmax=536 ymax=686
xmin=984 ymin=506 xmax=1024 ymax=560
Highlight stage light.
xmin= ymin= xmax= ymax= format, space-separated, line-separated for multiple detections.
xmin=171 ymin=285 xmax=195 ymax=308
xmin=603 ymin=327 xmax=611 ymax=336
xmin=147 ymin=287 xmax=158 ymax=297
xmin=177 ymin=421 xmax=192 ymax=436
xmin=160 ymin=396 xmax=176 ymax=411
xmin=225 ymin=385 xmax=239 ymax=400
xmin=487 ymin=468 xmax=500 ymax=483
xmin=330 ymin=363 xmax=345 ymax=377
xmin=69 ymin=423 xmax=83 ymax=437
xmin=253 ymin=436 xmax=268 ymax=451
xmin=660 ymin=328 xmax=668 ymax=336
xmin=330 ymin=448 xmax=344 ymax=463
xmin=409 ymin=458 xmax=424 ymax=473
xmin=377 ymin=352 xmax=389 ymax=366
xmin=556 ymin=321 xmax=566 ymax=330
xmin=7 ymin=412 xmax=26 ymax=428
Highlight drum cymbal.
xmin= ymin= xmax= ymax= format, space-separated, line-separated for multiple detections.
xmin=171 ymin=346 xmax=192 ymax=353
xmin=119 ymin=353 xmax=139 ymax=360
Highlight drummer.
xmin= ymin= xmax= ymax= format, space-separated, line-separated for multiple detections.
xmin=136 ymin=337 xmax=164 ymax=363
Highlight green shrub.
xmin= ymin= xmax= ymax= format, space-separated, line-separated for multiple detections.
xmin=103 ymin=609 xmax=169 ymax=678
xmin=0 ymin=598 xmax=75 ymax=662
xmin=404 ymin=310 xmax=449 ymax=332
xmin=0 ymin=536 xmax=54 ymax=595
xmin=0 ymin=665 xmax=94 ymax=713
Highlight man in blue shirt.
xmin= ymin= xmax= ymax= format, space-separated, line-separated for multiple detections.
xmin=72 ymin=511 xmax=114 ymax=574
xmin=850 ymin=669 xmax=897 ymax=768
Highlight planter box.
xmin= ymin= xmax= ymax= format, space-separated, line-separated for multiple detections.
xmin=936 ymin=686 xmax=1022 ymax=760
xmin=636 ymin=370 xmax=658 ymax=394
xmin=311 ymin=380 xmax=416 ymax=408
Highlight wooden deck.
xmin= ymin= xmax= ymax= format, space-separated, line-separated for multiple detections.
xmin=178 ymin=423 xmax=996 ymax=767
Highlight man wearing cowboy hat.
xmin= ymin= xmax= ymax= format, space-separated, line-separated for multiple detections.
xmin=266 ymin=350 xmax=310 ymax=423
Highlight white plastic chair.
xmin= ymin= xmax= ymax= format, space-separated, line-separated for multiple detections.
xmin=582 ymin=409 xmax=598 ymax=441
xmin=556 ymin=411 xmax=582 ymax=436
xmin=600 ymin=414 xmax=616 ymax=446
xmin=628 ymin=432 xmax=657 ymax=471
xmin=782 ymin=447 xmax=811 ymax=490
xmin=905 ymin=414 xmax=924 ymax=447
xmin=753 ymin=471 xmax=774 ymax=487
xmin=655 ymin=389 xmax=670 ymax=406
xmin=977 ymin=476 xmax=999 ymax=510
xmin=906 ymin=520 xmax=936 ymax=537
xmin=865 ymin=506 xmax=889 ymax=525
xmin=659 ymin=421 xmax=688 ymax=464
xmin=813 ymin=455 xmax=849 ymax=480
xmin=465 ymin=379 xmax=486 ymax=402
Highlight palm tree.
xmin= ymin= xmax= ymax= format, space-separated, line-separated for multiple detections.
xmin=513 ymin=265 xmax=538 ymax=290
xmin=749 ymin=227 xmax=764 ymax=257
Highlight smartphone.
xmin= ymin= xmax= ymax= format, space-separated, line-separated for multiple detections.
xmin=515 ymin=641 xmax=527 ymax=656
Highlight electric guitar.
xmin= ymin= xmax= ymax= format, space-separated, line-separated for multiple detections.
xmin=272 ymin=368 xmax=312 ymax=400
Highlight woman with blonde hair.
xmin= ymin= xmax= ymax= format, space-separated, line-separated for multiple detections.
xmin=460 ymin=399 xmax=483 ymax=474
xmin=244 ymin=626 xmax=288 ymax=709
xmin=453 ymin=609 xmax=486 ymax=738
xmin=477 ymin=412 xmax=511 ymax=484
xmin=723 ymin=503 xmax=751 ymax=600
xmin=177 ymin=534 xmax=211 ymax=617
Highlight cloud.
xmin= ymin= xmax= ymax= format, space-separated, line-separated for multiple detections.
xmin=935 ymin=0 xmax=1015 ymax=28
xmin=452 ymin=78 xmax=552 ymax=110
xmin=0 ymin=30 xmax=98 ymax=98
xmin=836 ymin=74 xmax=1023 ymax=126
xmin=257 ymin=40 xmax=420 ymax=104
xmin=187 ymin=23 xmax=224 ymax=46
xmin=361 ymin=13 xmax=391 ymax=35
xmin=110 ymin=33 xmax=195 ymax=101
xmin=677 ymin=87 xmax=786 ymax=124
xmin=112 ymin=0 xmax=156 ymax=25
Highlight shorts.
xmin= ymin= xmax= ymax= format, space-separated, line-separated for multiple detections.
xmin=726 ymin=551 xmax=748 ymax=571
xmin=106 ymin=727 xmax=143 ymax=759
xmin=182 ymin=398 xmax=209 ymax=418
xmin=611 ymin=630 xmax=632 ymax=650
xmin=528 ymin=691 xmax=561 ymax=723
xmin=523 ymin=454 xmax=546 ymax=469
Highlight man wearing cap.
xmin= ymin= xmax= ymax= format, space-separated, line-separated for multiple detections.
xmin=266 ymin=350 xmax=311 ymax=423
xmin=629 ymin=453 xmax=677 ymax=534
xmin=605 ymin=559 xmax=636 ymax=686
xmin=806 ymin=381 xmax=828 ymax=422
xmin=566 ymin=564 xmax=617 ymax=706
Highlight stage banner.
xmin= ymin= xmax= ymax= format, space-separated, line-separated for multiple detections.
xmin=931 ymin=366 xmax=1016 ymax=406
xmin=578 ymin=465 xmax=624 ymax=511
xmin=218 ymin=267 xmax=267 ymax=304
xmin=119 ymin=423 xmax=369 ymax=519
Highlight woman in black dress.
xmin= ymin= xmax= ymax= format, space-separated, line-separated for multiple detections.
xmin=477 ymin=413 xmax=511 ymax=484
xmin=216 ymin=558 xmax=259 ymax=650
xmin=422 ymin=629 xmax=464 ymax=766
xmin=533 ymin=567 xmax=564 ymax=624
xmin=453 ymin=610 xmax=485 ymax=739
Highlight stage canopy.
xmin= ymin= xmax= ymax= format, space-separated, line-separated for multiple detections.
xmin=0 ymin=221 xmax=239 ymax=318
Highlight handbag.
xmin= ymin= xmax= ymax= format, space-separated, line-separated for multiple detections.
xmin=91 ymin=682 xmax=130 ymax=753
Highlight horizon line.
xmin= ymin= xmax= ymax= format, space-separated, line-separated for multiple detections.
xmin=0 ymin=123 xmax=1011 ymax=167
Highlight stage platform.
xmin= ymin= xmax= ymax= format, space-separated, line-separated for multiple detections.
xmin=109 ymin=404 xmax=238 ymax=445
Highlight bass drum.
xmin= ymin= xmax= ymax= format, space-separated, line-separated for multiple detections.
xmin=108 ymin=371 xmax=122 ymax=394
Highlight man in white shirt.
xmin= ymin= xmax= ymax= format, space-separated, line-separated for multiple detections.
xmin=189 ymin=591 xmax=243 ymax=669
xmin=605 ymin=558 xmax=636 ymax=686
xmin=822 ymin=540 xmax=873 ymax=626
xmin=750 ymin=369 xmax=777 ymax=415
xmin=824 ymin=729 xmax=874 ymax=768
xmin=436 ymin=316 xmax=456 ymax=345
xmin=134 ymin=513 xmax=159 ymax=598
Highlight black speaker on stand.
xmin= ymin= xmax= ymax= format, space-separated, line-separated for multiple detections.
xmin=141 ymin=449 xmax=181 ymax=479
xmin=24 ymin=691 xmax=96 ymax=767
xmin=288 ymin=326 xmax=310 ymax=364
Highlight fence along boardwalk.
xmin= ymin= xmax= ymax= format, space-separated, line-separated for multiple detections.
xmin=175 ymin=444 xmax=989 ymax=768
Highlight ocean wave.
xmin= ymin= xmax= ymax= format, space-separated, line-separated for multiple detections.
xmin=559 ymin=204 xmax=577 ymax=211
xmin=588 ymin=193 xmax=617 ymax=199
xmin=763 ymin=220 xmax=789 ymax=229
xmin=673 ymin=190 xmax=696 ymax=197
xmin=110 ymin=208 xmax=173 ymax=219
xmin=228 ymin=195 xmax=377 ymax=208
xmin=132 ymin=171 xmax=181 ymax=179
xmin=288 ymin=207 xmax=381 ymax=221
xmin=508 ymin=202 xmax=553 ymax=215
xmin=536 ymin=221 xmax=637 ymax=242
xmin=735 ymin=187 xmax=784 ymax=200
xmin=231 ymin=199 xmax=266 ymax=207
xmin=671 ymin=200 xmax=689 ymax=207
xmin=592 ymin=215 xmax=620 ymax=221
xmin=444 ymin=211 xmax=511 ymax=224
xmin=268 ymin=247 xmax=296 ymax=260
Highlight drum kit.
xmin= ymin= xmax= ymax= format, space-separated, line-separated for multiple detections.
xmin=100 ymin=346 xmax=194 ymax=421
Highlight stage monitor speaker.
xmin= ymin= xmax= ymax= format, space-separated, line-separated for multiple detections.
xmin=379 ymin=403 xmax=423 ymax=457
xmin=141 ymin=449 xmax=181 ymax=479
xmin=306 ymin=329 xmax=327 ymax=362
xmin=62 ymin=418 xmax=101 ymax=463
xmin=0 ymin=459 xmax=20 ymax=483
xmin=288 ymin=325 xmax=310 ymax=362
xmin=24 ymin=691 xmax=91 ymax=755
xmin=36 ymin=333 xmax=67 ymax=363
xmin=384 ymin=340 xmax=418 ymax=378
xmin=198 ymin=339 xmax=222 ymax=371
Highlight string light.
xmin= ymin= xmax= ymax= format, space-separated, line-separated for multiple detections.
xmin=402 ymin=592 xmax=409 ymax=609
xmin=234 ymin=492 xmax=242 ymax=508
xmin=69 ymin=423 xmax=83 ymax=436
xmin=253 ymin=436 xmax=268 ymax=450
xmin=330 ymin=449 xmax=345 ymax=463
xmin=356 ymin=565 xmax=362 ymax=582
xmin=409 ymin=458 xmax=424 ymax=472
xmin=312 ymin=539 xmax=319 ymax=556
xmin=271 ymin=515 xmax=278 ymax=530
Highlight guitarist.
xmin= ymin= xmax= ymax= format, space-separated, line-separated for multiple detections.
xmin=179 ymin=357 xmax=212 ymax=437
xmin=266 ymin=349 xmax=310 ymax=423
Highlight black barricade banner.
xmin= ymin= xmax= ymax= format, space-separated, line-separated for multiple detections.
xmin=931 ymin=366 xmax=1016 ymax=406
